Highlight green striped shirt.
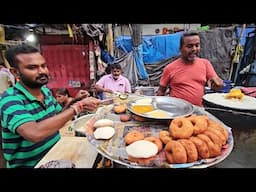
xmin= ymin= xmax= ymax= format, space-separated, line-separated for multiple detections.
xmin=0 ymin=82 xmax=62 ymax=168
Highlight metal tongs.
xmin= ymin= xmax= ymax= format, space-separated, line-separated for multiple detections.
xmin=101 ymin=98 xmax=114 ymax=105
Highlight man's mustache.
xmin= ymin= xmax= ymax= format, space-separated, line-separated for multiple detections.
xmin=37 ymin=74 xmax=49 ymax=79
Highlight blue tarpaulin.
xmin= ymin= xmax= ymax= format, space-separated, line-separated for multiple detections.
xmin=115 ymin=35 xmax=133 ymax=53
xmin=115 ymin=32 xmax=182 ymax=64
xmin=101 ymin=49 xmax=115 ymax=64
xmin=236 ymin=26 xmax=256 ymax=47
xmin=133 ymin=45 xmax=148 ymax=79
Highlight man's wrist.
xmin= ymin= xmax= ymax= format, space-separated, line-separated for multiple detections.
xmin=70 ymin=101 xmax=84 ymax=115
xmin=70 ymin=105 xmax=78 ymax=115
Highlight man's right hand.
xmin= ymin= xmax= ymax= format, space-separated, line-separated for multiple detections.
xmin=80 ymin=97 xmax=102 ymax=111
xmin=208 ymin=77 xmax=224 ymax=91
xmin=75 ymin=89 xmax=90 ymax=98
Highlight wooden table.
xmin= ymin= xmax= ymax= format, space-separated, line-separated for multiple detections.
xmin=35 ymin=136 xmax=98 ymax=168
xmin=59 ymin=120 xmax=75 ymax=137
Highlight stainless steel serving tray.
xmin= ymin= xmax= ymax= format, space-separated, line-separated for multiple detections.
xmin=85 ymin=106 xmax=234 ymax=168
xmin=203 ymin=93 xmax=256 ymax=112
xmin=127 ymin=96 xmax=194 ymax=120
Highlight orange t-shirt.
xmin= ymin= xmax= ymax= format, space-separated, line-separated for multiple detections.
xmin=159 ymin=57 xmax=217 ymax=106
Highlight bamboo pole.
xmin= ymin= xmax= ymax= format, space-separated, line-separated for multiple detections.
xmin=107 ymin=24 xmax=114 ymax=57
xmin=0 ymin=24 xmax=5 ymax=43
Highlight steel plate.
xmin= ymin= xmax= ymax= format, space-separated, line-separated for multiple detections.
xmin=203 ymin=93 xmax=256 ymax=111
xmin=127 ymin=96 xmax=194 ymax=119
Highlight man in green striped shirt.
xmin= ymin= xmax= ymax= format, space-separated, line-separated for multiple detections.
xmin=0 ymin=44 xmax=101 ymax=168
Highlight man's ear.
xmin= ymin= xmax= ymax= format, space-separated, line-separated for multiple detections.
xmin=11 ymin=68 xmax=20 ymax=77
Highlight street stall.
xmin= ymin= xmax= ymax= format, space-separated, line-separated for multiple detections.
xmin=36 ymin=91 xmax=256 ymax=168
xmin=81 ymin=96 xmax=234 ymax=168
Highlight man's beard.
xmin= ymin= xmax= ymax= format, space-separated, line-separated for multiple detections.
xmin=20 ymin=73 xmax=49 ymax=88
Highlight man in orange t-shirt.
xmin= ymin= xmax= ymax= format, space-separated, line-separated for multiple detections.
xmin=157 ymin=31 xmax=223 ymax=106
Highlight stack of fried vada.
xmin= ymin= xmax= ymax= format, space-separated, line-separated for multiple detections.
xmin=164 ymin=115 xmax=229 ymax=164
xmin=124 ymin=115 xmax=229 ymax=166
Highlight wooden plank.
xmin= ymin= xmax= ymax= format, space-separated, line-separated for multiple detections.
xmin=59 ymin=120 xmax=75 ymax=137
xmin=35 ymin=137 xmax=98 ymax=168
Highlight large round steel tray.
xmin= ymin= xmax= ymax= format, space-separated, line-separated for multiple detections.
xmin=84 ymin=105 xmax=234 ymax=169
xmin=127 ymin=96 xmax=194 ymax=120
xmin=203 ymin=93 xmax=256 ymax=112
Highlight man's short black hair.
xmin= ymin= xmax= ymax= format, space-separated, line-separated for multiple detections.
xmin=180 ymin=31 xmax=199 ymax=49
xmin=5 ymin=43 xmax=39 ymax=68
xmin=111 ymin=63 xmax=122 ymax=70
